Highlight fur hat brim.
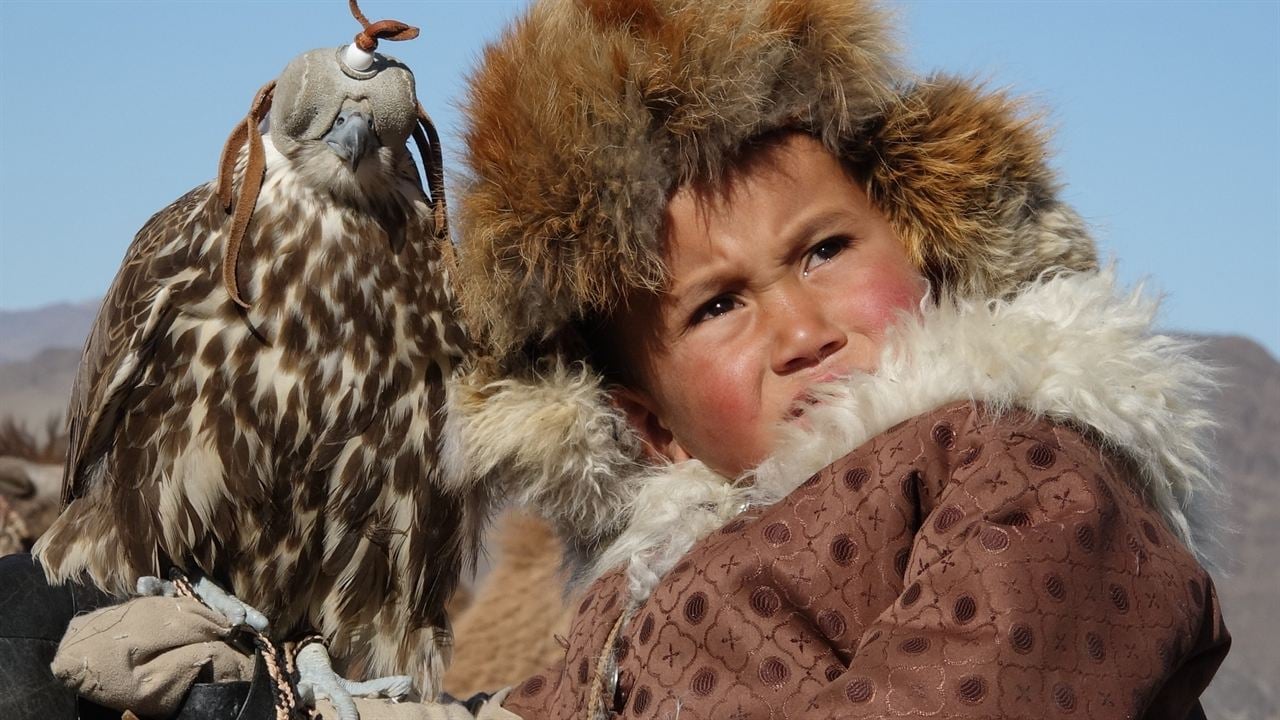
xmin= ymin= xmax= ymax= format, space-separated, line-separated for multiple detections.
xmin=451 ymin=0 xmax=1099 ymax=553
xmin=457 ymin=0 xmax=902 ymax=357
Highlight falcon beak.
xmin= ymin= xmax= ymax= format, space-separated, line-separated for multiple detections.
xmin=325 ymin=108 xmax=377 ymax=171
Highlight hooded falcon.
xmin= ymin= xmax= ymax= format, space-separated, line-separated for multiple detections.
xmin=33 ymin=2 xmax=479 ymax=701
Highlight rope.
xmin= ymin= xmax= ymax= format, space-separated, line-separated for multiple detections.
xmin=169 ymin=569 xmax=319 ymax=720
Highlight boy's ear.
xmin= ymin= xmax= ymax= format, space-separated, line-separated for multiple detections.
xmin=610 ymin=387 xmax=691 ymax=465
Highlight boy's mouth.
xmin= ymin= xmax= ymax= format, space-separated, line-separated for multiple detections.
xmin=785 ymin=391 xmax=823 ymax=422
xmin=785 ymin=393 xmax=823 ymax=427
xmin=786 ymin=371 xmax=850 ymax=421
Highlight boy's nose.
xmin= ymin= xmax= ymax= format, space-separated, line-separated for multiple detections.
xmin=770 ymin=292 xmax=846 ymax=375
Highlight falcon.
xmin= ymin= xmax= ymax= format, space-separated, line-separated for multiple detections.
xmin=33 ymin=1 xmax=480 ymax=706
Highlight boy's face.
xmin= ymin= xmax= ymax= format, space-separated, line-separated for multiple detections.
xmin=613 ymin=133 xmax=926 ymax=478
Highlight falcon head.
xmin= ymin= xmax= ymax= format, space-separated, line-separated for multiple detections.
xmin=213 ymin=4 xmax=448 ymax=308
xmin=268 ymin=45 xmax=421 ymax=203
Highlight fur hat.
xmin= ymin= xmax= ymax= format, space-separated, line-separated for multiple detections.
xmin=447 ymin=0 xmax=1099 ymax=558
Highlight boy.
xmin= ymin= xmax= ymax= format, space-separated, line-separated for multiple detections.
xmin=446 ymin=0 xmax=1230 ymax=717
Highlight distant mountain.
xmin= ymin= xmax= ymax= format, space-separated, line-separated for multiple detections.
xmin=0 ymin=347 xmax=81 ymax=433
xmin=1196 ymin=336 xmax=1280 ymax=720
xmin=0 ymin=300 xmax=98 ymax=364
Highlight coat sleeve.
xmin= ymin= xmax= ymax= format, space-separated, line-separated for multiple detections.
xmin=805 ymin=414 xmax=1230 ymax=718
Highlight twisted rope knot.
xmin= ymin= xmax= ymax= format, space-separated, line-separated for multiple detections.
xmin=350 ymin=0 xmax=419 ymax=52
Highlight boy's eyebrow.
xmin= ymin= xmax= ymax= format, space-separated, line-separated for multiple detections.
xmin=668 ymin=273 xmax=732 ymax=313
xmin=668 ymin=208 xmax=857 ymax=310
xmin=777 ymin=208 xmax=855 ymax=261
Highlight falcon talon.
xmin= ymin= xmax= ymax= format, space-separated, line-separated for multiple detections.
xmin=134 ymin=576 xmax=175 ymax=597
xmin=340 ymin=674 xmax=414 ymax=699
xmin=297 ymin=642 xmax=367 ymax=720
xmin=192 ymin=576 xmax=270 ymax=633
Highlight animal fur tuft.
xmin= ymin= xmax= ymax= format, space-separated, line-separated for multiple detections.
xmin=866 ymin=75 xmax=1097 ymax=297
xmin=445 ymin=360 xmax=644 ymax=566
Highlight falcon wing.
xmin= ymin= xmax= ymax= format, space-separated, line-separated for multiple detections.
xmin=61 ymin=185 xmax=216 ymax=506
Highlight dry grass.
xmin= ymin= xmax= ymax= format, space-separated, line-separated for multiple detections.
xmin=0 ymin=414 xmax=65 ymax=554
xmin=0 ymin=415 xmax=66 ymax=463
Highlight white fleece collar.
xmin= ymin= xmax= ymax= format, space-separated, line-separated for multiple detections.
xmin=591 ymin=270 xmax=1219 ymax=603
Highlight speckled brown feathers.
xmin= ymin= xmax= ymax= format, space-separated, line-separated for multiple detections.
xmin=34 ymin=132 xmax=477 ymax=697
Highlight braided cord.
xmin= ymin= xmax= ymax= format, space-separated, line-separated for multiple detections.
xmin=169 ymin=569 xmax=320 ymax=720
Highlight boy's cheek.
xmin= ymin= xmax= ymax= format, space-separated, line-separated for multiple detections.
xmin=696 ymin=379 xmax=759 ymax=433
xmin=674 ymin=356 xmax=770 ymax=462
xmin=847 ymin=268 xmax=927 ymax=336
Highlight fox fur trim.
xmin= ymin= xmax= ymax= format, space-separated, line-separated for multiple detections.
xmin=455 ymin=0 xmax=1098 ymax=362
xmin=443 ymin=359 xmax=645 ymax=567
xmin=456 ymin=0 xmax=900 ymax=357
xmin=867 ymin=77 xmax=1098 ymax=298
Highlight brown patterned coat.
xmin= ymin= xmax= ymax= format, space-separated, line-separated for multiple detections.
xmin=502 ymin=401 xmax=1228 ymax=719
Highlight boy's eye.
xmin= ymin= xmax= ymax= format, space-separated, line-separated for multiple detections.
xmin=691 ymin=295 xmax=738 ymax=325
xmin=802 ymin=236 xmax=851 ymax=275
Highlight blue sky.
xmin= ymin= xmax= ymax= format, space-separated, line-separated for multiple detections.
xmin=1 ymin=1 xmax=1277 ymax=356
